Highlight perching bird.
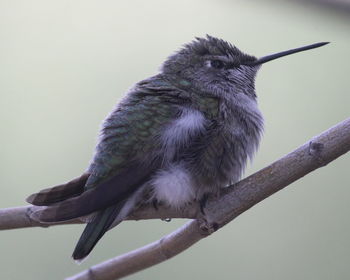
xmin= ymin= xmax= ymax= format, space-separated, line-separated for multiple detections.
xmin=26 ymin=35 xmax=328 ymax=261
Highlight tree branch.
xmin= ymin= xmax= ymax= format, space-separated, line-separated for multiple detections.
xmin=0 ymin=203 xmax=197 ymax=230
xmin=1 ymin=118 xmax=349 ymax=279
xmin=298 ymin=0 xmax=350 ymax=13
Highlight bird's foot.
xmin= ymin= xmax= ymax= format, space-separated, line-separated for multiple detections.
xmin=199 ymin=193 xmax=210 ymax=215
xmin=197 ymin=193 xmax=221 ymax=234
xmin=197 ymin=216 xmax=219 ymax=235
xmin=152 ymin=198 xmax=159 ymax=211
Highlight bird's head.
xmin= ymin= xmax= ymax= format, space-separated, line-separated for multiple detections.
xmin=161 ymin=35 xmax=328 ymax=99
xmin=161 ymin=35 xmax=258 ymax=98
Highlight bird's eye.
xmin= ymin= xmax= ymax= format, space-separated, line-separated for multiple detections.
xmin=210 ymin=60 xmax=224 ymax=69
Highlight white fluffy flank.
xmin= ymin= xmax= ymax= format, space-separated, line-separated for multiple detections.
xmin=151 ymin=164 xmax=195 ymax=209
xmin=162 ymin=108 xmax=206 ymax=160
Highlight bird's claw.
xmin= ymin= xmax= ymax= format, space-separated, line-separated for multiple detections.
xmin=199 ymin=193 xmax=210 ymax=215
xmin=152 ymin=198 xmax=159 ymax=211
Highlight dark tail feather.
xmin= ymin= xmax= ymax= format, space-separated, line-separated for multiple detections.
xmin=72 ymin=202 xmax=126 ymax=261
xmin=26 ymin=173 xmax=89 ymax=206
xmin=32 ymin=163 xmax=154 ymax=223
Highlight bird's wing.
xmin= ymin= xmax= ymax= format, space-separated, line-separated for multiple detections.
xmin=30 ymin=77 xmax=186 ymax=222
xmin=26 ymin=173 xmax=89 ymax=206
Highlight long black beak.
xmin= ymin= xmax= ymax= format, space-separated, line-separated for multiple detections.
xmin=243 ymin=42 xmax=329 ymax=66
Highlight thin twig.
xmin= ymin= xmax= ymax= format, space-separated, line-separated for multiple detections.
xmin=299 ymin=0 xmax=350 ymax=13
xmin=66 ymin=221 xmax=205 ymax=280
xmin=0 ymin=204 xmax=197 ymax=230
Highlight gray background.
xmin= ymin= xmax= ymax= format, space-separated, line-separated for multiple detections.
xmin=1 ymin=0 xmax=349 ymax=279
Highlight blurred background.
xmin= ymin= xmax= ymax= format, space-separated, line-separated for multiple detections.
xmin=0 ymin=0 xmax=349 ymax=279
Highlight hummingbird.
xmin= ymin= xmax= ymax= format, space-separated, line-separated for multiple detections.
xmin=26 ymin=35 xmax=328 ymax=261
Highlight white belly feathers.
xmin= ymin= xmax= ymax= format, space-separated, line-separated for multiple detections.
xmin=152 ymin=109 xmax=206 ymax=208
